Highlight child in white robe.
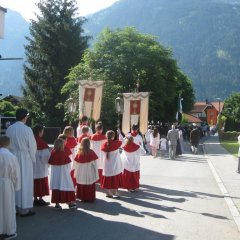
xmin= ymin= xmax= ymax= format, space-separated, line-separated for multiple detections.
xmin=74 ymin=138 xmax=99 ymax=202
xmin=150 ymin=128 xmax=160 ymax=158
xmin=33 ymin=124 xmax=51 ymax=206
xmin=160 ymin=134 xmax=167 ymax=156
xmin=0 ymin=136 xmax=20 ymax=240
xmin=48 ymin=138 xmax=76 ymax=210
xmin=90 ymin=123 xmax=106 ymax=183
xmin=121 ymin=136 xmax=141 ymax=192
xmin=101 ymin=130 xmax=123 ymax=198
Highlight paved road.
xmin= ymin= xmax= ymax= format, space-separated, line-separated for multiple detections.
xmin=16 ymin=139 xmax=240 ymax=240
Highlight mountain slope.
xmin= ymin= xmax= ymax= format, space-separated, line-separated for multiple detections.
xmin=85 ymin=0 xmax=240 ymax=100
xmin=0 ymin=9 xmax=29 ymax=97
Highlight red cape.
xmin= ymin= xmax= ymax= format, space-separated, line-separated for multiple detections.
xmin=123 ymin=142 xmax=140 ymax=152
xmin=90 ymin=133 xmax=106 ymax=141
xmin=65 ymin=137 xmax=78 ymax=149
xmin=64 ymin=146 xmax=72 ymax=156
xmin=78 ymin=134 xmax=90 ymax=143
xmin=101 ymin=140 xmax=122 ymax=152
xmin=74 ymin=149 xmax=98 ymax=163
xmin=131 ymin=131 xmax=138 ymax=137
xmin=35 ymin=135 xmax=49 ymax=150
xmin=48 ymin=149 xmax=71 ymax=165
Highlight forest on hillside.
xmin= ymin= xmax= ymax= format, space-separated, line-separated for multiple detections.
xmin=1 ymin=0 xmax=240 ymax=101
xmin=85 ymin=0 xmax=240 ymax=100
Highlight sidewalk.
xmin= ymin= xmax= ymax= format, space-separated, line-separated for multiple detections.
xmin=203 ymin=134 xmax=240 ymax=230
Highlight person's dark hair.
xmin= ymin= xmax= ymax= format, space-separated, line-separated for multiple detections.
xmin=153 ymin=128 xmax=158 ymax=138
xmin=16 ymin=108 xmax=29 ymax=121
xmin=0 ymin=135 xmax=10 ymax=147
xmin=33 ymin=124 xmax=44 ymax=136
xmin=81 ymin=115 xmax=88 ymax=123
xmin=132 ymin=124 xmax=138 ymax=131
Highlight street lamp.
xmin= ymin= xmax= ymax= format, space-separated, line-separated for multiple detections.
xmin=66 ymin=97 xmax=77 ymax=125
xmin=115 ymin=95 xmax=124 ymax=129
xmin=66 ymin=97 xmax=77 ymax=114
xmin=215 ymin=97 xmax=221 ymax=115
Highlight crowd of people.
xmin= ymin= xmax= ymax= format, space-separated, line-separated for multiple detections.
xmin=0 ymin=108 xmax=206 ymax=240
xmin=0 ymin=109 xmax=143 ymax=239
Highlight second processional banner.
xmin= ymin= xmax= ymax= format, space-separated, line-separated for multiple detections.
xmin=122 ymin=92 xmax=150 ymax=134
xmin=78 ymin=80 xmax=104 ymax=121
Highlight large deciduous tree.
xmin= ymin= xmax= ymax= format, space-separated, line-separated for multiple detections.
xmin=221 ymin=92 xmax=240 ymax=131
xmin=23 ymin=0 xmax=90 ymax=126
xmin=63 ymin=27 xmax=194 ymax=128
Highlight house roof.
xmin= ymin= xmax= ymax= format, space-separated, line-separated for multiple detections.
xmin=190 ymin=102 xmax=209 ymax=113
xmin=211 ymin=102 xmax=224 ymax=112
xmin=3 ymin=95 xmax=23 ymax=103
xmin=183 ymin=113 xmax=202 ymax=123
xmin=190 ymin=101 xmax=224 ymax=113
xmin=0 ymin=6 xmax=7 ymax=13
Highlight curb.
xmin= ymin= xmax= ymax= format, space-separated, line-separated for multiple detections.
xmin=202 ymin=142 xmax=240 ymax=232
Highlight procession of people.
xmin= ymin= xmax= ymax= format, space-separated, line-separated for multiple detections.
xmin=0 ymin=106 xmax=208 ymax=240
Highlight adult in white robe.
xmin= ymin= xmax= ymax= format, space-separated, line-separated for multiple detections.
xmin=6 ymin=109 xmax=37 ymax=215
xmin=0 ymin=147 xmax=21 ymax=236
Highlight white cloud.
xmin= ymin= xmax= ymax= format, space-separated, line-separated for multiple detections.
xmin=0 ymin=0 xmax=118 ymax=21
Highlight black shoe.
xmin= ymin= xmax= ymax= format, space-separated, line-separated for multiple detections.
xmin=2 ymin=233 xmax=17 ymax=239
xmin=33 ymin=199 xmax=41 ymax=206
xmin=38 ymin=199 xmax=50 ymax=206
xmin=20 ymin=211 xmax=36 ymax=217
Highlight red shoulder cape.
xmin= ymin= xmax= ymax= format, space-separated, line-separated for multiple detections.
xmin=65 ymin=137 xmax=78 ymax=149
xmin=131 ymin=131 xmax=138 ymax=137
xmin=64 ymin=146 xmax=72 ymax=156
xmin=35 ymin=135 xmax=49 ymax=150
xmin=101 ymin=140 xmax=122 ymax=152
xmin=48 ymin=150 xmax=71 ymax=165
xmin=90 ymin=133 xmax=106 ymax=141
xmin=123 ymin=142 xmax=140 ymax=152
xmin=78 ymin=134 xmax=90 ymax=143
xmin=74 ymin=149 xmax=98 ymax=163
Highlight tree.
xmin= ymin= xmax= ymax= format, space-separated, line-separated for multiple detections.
xmin=221 ymin=92 xmax=240 ymax=131
xmin=0 ymin=100 xmax=19 ymax=117
xmin=23 ymin=0 xmax=90 ymax=127
xmin=63 ymin=27 xmax=194 ymax=128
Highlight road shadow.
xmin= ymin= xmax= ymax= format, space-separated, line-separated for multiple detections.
xmin=16 ymin=206 xmax=174 ymax=240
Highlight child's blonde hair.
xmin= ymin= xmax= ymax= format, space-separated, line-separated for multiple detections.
xmin=82 ymin=126 xmax=89 ymax=134
xmin=0 ymin=136 xmax=10 ymax=147
xmin=95 ymin=123 xmax=103 ymax=132
xmin=58 ymin=134 xmax=67 ymax=141
xmin=54 ymin=138 xmax=64 ymax=151
xmin=79 ymin=137 xmax=90 ymax=155
xmin=105 ymin=130 xmax=115 ymax=159
xmin=125 ymin=136 xmax=134 ymax=145
xmin=63 ymin=126 xmax=74 ymax=137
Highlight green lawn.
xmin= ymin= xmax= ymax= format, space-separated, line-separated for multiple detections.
xmin=220 ymin=140 xmax=239 ymax=157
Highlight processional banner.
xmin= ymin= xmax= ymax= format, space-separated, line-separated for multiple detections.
xmin=78 ymin=80 xmax=104 ymax=121
xmin=122 ymin=92 xmax=149 ymax=134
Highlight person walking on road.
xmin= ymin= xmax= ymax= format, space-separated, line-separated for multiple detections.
xmin=190 ymin=123 xmax=200 ymax=154
xmin=167 ymin=125 xmax=179 ymax=159
xmin=237 ymin=135 xmax=240 ymax=173
xmin=6 ymin=108 xmax=37 ymax=217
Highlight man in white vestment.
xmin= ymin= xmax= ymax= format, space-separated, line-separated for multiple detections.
xmin=6 ymin=108 xmax=37 ymax=217
xmin=0 ymin=135 xmax=21 ymax=239
xmin=76 ymin=115 xmax=93 ymax=137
